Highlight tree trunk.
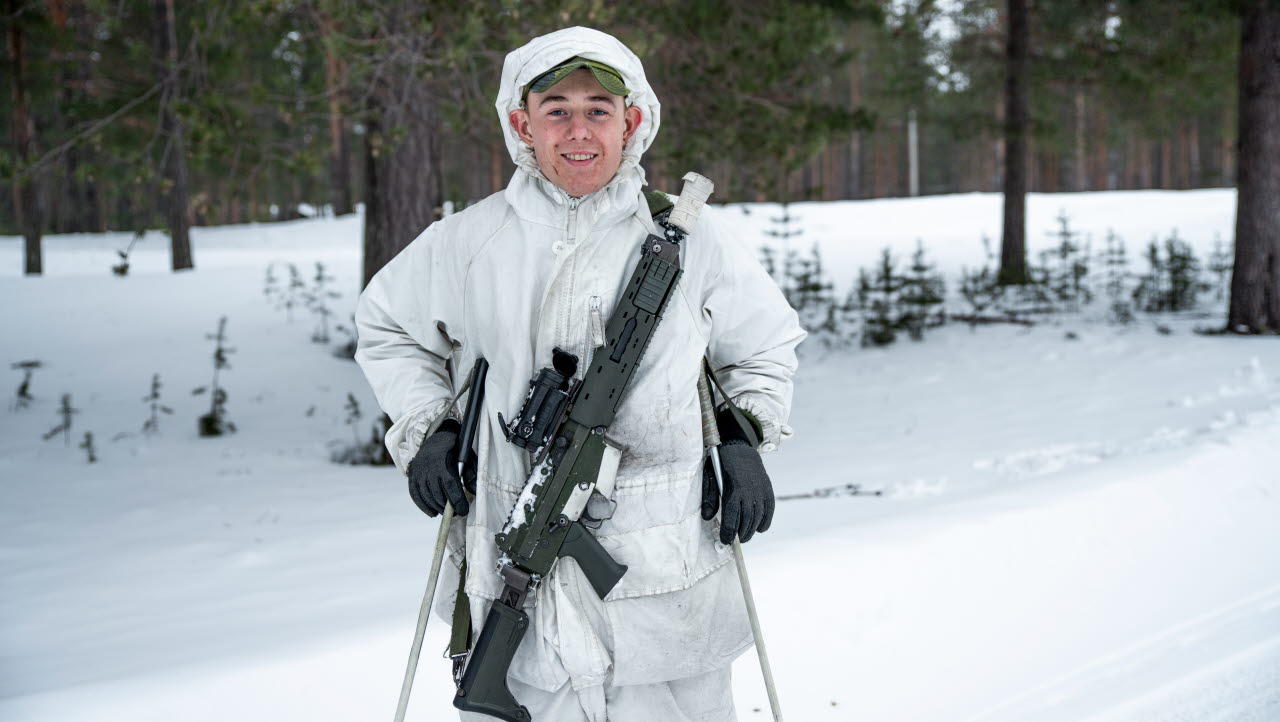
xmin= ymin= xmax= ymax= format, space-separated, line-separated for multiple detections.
xmin=1139 ymin=140 xmax=1154 ymax=188
xmin=1175 ymin=125 xmax=1190 ymax=189
xmin=1227 ymin=3 xmax=1280 ymax=333
xmin=1159 ymin=138 xmax=1172 ymax=189
xmin=1073 ymin=86 xmax=1087 ymax=191
xmin=9 ymin=0 xmax=42 ymax=274
xmin=907 ymin=108 xmax=920 ymax=197
xmin=1188 ymin=120 xmax=1201 ymax=188
xmin=320 ymin=14 xmax=353 ymax=217
xmin=1090 ymin=104 xmax=1108 ymax=190
xmin=1220 ymin=104 xmax=1235 ymax=186
xmin=1000 ymin=0 xmax=1030 ymax=284
xmin=155 ymin=0 xmax=193 ymax=270
xmin=362 ymin=69 xmax=443 ymax=289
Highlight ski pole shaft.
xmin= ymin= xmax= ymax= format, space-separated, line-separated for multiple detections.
xmin=394 ymin=502 xmax=454 ymax=722
xmin=697 ymin=370 xmax=784 ymax=722
xmin=394 ymin=358 xmax=487 ymax=722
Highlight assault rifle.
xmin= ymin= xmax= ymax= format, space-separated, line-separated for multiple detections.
xmin=453 ymin=173 xmax=715 ymax=721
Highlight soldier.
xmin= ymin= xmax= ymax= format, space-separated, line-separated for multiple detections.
xmin=356 ymin=26 xmax=804 ymax=721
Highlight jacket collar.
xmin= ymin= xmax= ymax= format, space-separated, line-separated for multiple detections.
xmin=505 ymin=160 xmax=647 ymax=233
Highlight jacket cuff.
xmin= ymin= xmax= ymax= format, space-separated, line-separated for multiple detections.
xmin=722 ymin=393 xmax=790 ymax=453
xmin=388 ymin=399 xmax=462 ymax=475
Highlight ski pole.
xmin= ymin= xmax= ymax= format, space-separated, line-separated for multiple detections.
xmin=696 ymin=368 xmax=784 ymax=722
xmin=394 ymin=358 xmax=488 ymax=722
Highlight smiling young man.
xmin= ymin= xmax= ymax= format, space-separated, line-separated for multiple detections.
xmin=355 ymin=27 xmax=804 ymax=721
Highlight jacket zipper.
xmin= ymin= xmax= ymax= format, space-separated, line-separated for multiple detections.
xmin=566 ymin=195 xmax=580 ymax=246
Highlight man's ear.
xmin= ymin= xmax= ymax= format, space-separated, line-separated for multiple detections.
xmin=509 ymin=108 xmax=534 ymax=146
xmin=623 ymin=105 xmax=642 ymax=143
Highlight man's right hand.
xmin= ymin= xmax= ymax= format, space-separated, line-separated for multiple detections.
xmin=407 ymin=418 xmax=476 ymax=517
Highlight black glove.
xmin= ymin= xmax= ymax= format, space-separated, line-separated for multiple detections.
xmin=407 ymin=418 xmax=477 ymax=517
xmin=702 ymin=408 xmax=774 ymax=544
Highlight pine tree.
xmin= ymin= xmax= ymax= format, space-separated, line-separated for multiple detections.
xmin=900 ymin=240 xmax=946 ymax=340
xmin=79 ymin=431 xmax=97 ymax=463
xmin=790 ymin=244 xmax=837 ymax=336
xmin=764 ymin=204 xmax=805 ymax=305
xmin=1133 ymin=231 xmax=1204 ymax=312
xmin=141 ymin=373 xmax=173 ymax=436
xmin=305 ymin=262 xmax=340 ymax=343
xmin=195 ymin=317 xmax=236 ymax=436
xmin=42 ymin=394 xmax=78 ymax=446
xmin=863 ymin=248 xmax=903 ymax=347
xmin=1207 ymin=236 xmax=1233 ymax=302
xmin=1043 ymin=212 xmax=1092 ymax=310
xmin=1100 ymin=230 xmax=1134 ymax=323
xmin=11 ymin=360 xmax=41 ymax=411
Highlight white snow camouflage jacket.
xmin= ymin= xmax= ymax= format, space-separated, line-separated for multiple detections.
xmin=355 ymin=27 xmax=806 ymax=693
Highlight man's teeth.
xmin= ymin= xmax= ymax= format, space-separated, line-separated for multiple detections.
xmin=564 ymin=153 xmax=597 ymax=161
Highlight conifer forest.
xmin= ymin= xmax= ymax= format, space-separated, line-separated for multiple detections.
xmin=4 ymin=1 xmax=1277 ymax=332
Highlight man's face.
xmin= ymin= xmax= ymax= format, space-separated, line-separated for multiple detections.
xmin=509 ymin=68 xmax=642 ymax=198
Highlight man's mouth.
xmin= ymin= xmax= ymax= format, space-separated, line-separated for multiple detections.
xmin=561 ymin=153 xmax=598 ymax=165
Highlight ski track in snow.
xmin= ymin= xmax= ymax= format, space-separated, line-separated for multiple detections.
xmin=3 ymin=190 xmax=1279 ymax=720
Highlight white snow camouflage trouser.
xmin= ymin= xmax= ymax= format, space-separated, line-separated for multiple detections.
xmin=457 ymin=666 xmax=736 ymax=722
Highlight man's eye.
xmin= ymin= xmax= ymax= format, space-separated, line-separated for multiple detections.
xmin=548 ymin=109 xmax=567 ymax=116
xmin=589 ymin=108 xmax=609 ymax=116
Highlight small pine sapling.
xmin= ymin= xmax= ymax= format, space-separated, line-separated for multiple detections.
xmin=790 ymin=244 xmax=838 ymax=336
xmin=1206 ymin=235 xmax=1233 ymax=303
xmin=276 ymin=264 xmax=305 ymax=322
xmin=1100 ymin=231 xmax=1134 ymax=324
xmin=11 ymin=360 xmax=42 ymax=410
xmin=141 ymin=373 xmax=173 ymax=436
xmin=305 ymin=262 xmax=341 ymax=343
xmin=758 ymin=245 xmax=779 ymax=282
xmin=194 ymin=317 xmax=237 ymax=436
xmin=330 ymin=393 xmax=388 ymax=465
xmin=1134 ymin=231 xmax=1205 ymax=312
xmin=42 ymin=393 xmax=79 ymax=446
xmin=958 ymin=266 xmax=1001 ymax=329
xmin=1133 ymin=237 xmax=1168 ymax=312
xmin=899 ymin=240 xmax=946 ymax=340
xmin=863 ymin=248 xmax=904 ymax=347
xmin=344 ymin=392 xmax=363 ymax=449
xmin=112 ymin=231 xmax=144 ymax=276
xmin=1042 ymin=212 xmax=1092 ymax=311
xmin=333 ymin=314 xmax=358 ymax=359
xmin=263 ymin=263 xmax=280 ymax=303
xmin=79 ymin=431 xmax=97 ymax=463
xmin=764 ymin=203 xmax=804 ymax=304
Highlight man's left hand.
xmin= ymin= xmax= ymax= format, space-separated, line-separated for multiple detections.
xmin=702 ymin=409 xmax=775 ymax=544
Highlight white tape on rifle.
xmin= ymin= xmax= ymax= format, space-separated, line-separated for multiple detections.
xmin=668 ymin=172 xmax=715 ymax=234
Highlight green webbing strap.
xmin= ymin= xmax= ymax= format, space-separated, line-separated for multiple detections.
xmin=450 ymin=558 xmax=471 ymax=658
xmin=702 ymin=357 xmax=763 ymax=449
xmin=644 ymin=189 xmax=675 ymax=218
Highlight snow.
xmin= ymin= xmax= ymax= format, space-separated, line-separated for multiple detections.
xmin=2 ymin=189 xmax=1277 ymax=721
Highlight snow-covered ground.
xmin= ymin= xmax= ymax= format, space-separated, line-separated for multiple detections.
xmin=2 ymin=189 xmax=1276 ymax=721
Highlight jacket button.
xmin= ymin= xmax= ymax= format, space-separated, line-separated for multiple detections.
xmin=552 ymin=241 xmax=565 ymax=253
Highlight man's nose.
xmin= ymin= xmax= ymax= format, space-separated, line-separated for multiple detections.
xmin=567 ymin=113 xmax=592 ymax=140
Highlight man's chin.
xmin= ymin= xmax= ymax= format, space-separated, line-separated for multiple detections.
xmin=550 ymin=171 xmax=614 ymax=198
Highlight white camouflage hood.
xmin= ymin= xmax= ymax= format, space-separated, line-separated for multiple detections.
xmin=495 ymin=27 xmax=661 ymax=177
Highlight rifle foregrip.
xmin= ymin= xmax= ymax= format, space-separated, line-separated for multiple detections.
xmin=560 ymin=521 xmax=628 ymax=599
xmin=454 ymin=602 xmax=531 ymax=721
